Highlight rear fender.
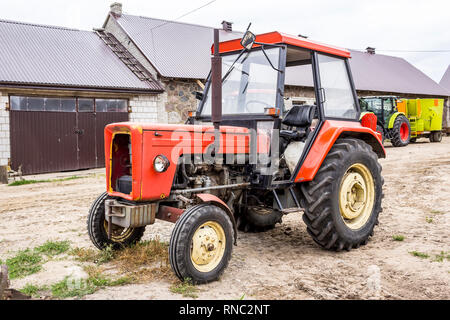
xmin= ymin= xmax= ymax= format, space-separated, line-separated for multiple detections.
xmin=195 ymin=194 xmax=238 ymax=245
xmin=388 ymin=112 xmax=406 ymax=129
xmin=295 ymin=120 xmax=385 ymax=183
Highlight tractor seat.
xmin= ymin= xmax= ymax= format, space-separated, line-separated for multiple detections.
xmin=282 ymin=104 xmax=316 ymax=127
xmin=280 ymin=105 xmax=317 ymax=141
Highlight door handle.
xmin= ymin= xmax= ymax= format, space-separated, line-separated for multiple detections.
xmin=74 ymin=129 xmax=85 ymax=135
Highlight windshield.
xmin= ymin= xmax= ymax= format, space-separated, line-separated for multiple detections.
xmin=201 ymin=47 xmax=281 ymax=116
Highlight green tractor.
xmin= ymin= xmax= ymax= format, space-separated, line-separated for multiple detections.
xmin=359 ymin=96 xmax=444 ymax=146
xmin=359 ymin=96 xmax=411 ymax=147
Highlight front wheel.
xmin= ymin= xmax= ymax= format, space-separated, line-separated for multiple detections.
xmin=87 ymin=193 xmax=146 ymax=250
xmin=169 ymin=204 xmax=234 ymax=284
xmin=300 ymin=138 xmax=383 ymax=251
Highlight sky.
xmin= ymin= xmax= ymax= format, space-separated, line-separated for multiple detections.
xmin=1 ymin=0 xmax=449 ymax=83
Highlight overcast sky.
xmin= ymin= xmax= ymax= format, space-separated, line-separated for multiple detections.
xmin=1 ymin=0 xmax=449 ymax=82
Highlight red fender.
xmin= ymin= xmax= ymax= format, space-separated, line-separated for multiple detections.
xmin=295 ymin=120 xmax=385 ymax=183
xmin=196 ymin=194 xmax=238 ymax=245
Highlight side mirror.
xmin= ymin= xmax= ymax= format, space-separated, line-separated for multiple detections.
xmin=241 ymin=31 xmax=256 ymax=51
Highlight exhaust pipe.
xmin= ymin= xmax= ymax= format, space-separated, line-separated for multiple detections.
xmin=211 ymin=29 xmax=222 ymax=158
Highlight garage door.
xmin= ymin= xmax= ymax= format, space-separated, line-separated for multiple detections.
xmin=9 ymin=96 xmax=129 ymax=175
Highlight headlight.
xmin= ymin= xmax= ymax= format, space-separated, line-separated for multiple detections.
xmin=153 ymin=155 xmax=170 ymax=173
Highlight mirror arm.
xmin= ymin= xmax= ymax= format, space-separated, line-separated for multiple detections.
xmin=258 ymin=44 xmax=283 ymax=73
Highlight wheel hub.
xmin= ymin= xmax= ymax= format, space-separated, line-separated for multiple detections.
xmin=339 ymin=163 xmax=375 ymax=230
xmin=191 ymin=222 xmax=226 ymax=272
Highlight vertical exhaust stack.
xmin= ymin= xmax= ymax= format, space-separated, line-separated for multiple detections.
xmin=211 ymin=29 xmax=222 ymax=156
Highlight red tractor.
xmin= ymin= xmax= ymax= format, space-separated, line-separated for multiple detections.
xmin=88 ymin=29 xmax=385 ymax=283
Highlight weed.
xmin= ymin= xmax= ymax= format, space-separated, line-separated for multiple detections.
xmin=409 ymin=251 xmax=429 ymax=259
xmin=426 ymin=217 xmax=433 ymax=223
xmin=8 ymin=176 xmax=85 ymax=187
xmin=430 ymin=210 xmax=445 ymax=215
xmin=69 ymin=247 xmax=99 ymax=263
xmin=20 ymin=284 xmax=49 ymax=298
xmin=170 ymin=278 xmax=199 ymax=299
xmin=392 ymin=235 xmax=405 ymax=241
xmin=432 ymin=251 xmax=450 ymax=263
xmin=35 ymin=241 xmax=70 ymax=257
xmin=6 ymin=250 xmax=42 ymax=279
xmin=97 ymin=245 xmax=116 ymax=264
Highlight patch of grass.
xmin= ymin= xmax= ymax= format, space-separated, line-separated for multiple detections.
xmin=392 ymin=235 xmax=405 ymax=241
xmin=426 ymin=217 xmax=433 ymax=223
xmin=69 ymin=245 xmax=115 ymax=265
xmin=170 ymin=278 xmax=198 ymax=299
xmin=8 ymin=176 xmax=85 ymax=187
xmin=20 ymin=283 xmax=49 ymax=298
xmin=6 ymin=249 xmax=42 ymax=279
xmin=51 ymin=266 xmax=132 ymax=299
xmin=430 ymin=210 xmax=445 ymax=215
xmin=432 ymin=251 xmax=450 ymax=263
xmin=35 ymin=241 xmax=70 ymax=257
xmin=410 ymin=251 xmax=430 ymax=259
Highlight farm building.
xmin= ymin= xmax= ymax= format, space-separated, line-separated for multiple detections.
xmin=439 ymin=65 xmax=450 ymax=133
xmin=102 ymin=3 xmax=449 ymax=124
xmin=0 ymin=18 xmax=165 ymax=175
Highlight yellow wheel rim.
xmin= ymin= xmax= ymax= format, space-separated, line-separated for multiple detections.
xmin=103 ymin=220 xmax=134 ymax=243
xmin=339 ymin=163 xmax=375 ymax=230
xmin=191 ymin=221 xmax=226 ymax=273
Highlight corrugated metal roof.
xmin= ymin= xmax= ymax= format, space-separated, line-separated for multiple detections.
xmin=439 ymin=65 xmax=450 ymax=94
xmin=114 ymin=14 xmax=243 ymax=79
xmin=0 ymin=19 xmax=163 ymax=92
xmin=285 ymin=50 xmax=449 ymax=96
xmin=114 ymin=14 xmax=447 ymax=96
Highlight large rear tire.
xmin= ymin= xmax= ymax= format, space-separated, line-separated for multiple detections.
xmin=87 ymin=193 xmax=146 ymax=250
xmin=169 ymin=204 xmax=233 ymax=284
xmin=300 ymin=138 xmax=383 ymax=251
xmin=391 ymin=115 xmax=411 ymax=147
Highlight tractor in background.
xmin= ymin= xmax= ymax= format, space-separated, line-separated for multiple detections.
xmin=359 ymin=96 xmax=444 ymax=146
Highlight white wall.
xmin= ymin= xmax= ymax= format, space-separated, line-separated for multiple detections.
xmin=0 ymin=92 xmax=10 ymax=166
xmin=129 ymin=94 xmax=168 ymax=124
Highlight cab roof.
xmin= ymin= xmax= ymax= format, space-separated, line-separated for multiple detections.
xmin=215 ymin=31 xmax=351 ymax=58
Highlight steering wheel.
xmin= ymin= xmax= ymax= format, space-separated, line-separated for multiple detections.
xmin=244 ymin=100 xmax=272 ymax=113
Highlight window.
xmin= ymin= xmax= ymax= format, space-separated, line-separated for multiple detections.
xmin=201 ymin=47 xmax=281 ymax=116
xmin=9 ymin=96 xmax=127 ymax=113
xmin=79 ymin=99 xmax=94 ymax=112
xmin=318 ymin=54 xmax=357 ymax=119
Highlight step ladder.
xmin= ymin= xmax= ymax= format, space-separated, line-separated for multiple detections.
xmin=409 ymin=117 xmax=417 ymax=137
xmin=272 ymin=187 xmax=304 ymax=214
xmin=95 ymin=30 xmax=157 ymax=85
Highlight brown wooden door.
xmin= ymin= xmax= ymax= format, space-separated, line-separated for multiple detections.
xmin=10 ymin=111 xmax=78 ymax=175
xmin=77 ymin=112 xmax=97 ymax=170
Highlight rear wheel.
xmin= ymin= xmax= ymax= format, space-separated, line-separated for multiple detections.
xmin=430 ymin=131 xmax=442 ymax=143
xmin=391 ymin=115 xmax=411 ymax=147
xmin=169 ymin=204 xmax=233 ymax=284
xmin=87 ymin=193 xmax=146 ymax=250
xmin=300 ymin=138 xmax=383 ymax=251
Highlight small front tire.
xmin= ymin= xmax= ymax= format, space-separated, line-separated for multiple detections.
xmin=169 ymin=204 xmax=234 ymax=284
xmin=87 ymin=193 xmax=146 ymax=250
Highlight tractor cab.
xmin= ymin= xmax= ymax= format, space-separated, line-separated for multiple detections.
xmin=359 ymin=96 xmax=398 ymax=127
xmin=190 ymin=31 xmax=364 ymax=187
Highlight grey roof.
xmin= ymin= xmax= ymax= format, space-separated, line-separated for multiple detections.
xmin=113 ymin=14 xmax=447 ymax=96
xmin=439 ymin=65 xmax=450 ymax=94
xmin=286 ymin=50 xmax=449 ymax=96
xmin=113 ymin=14 xmax=243 ymax=79
xmin=0 ymin=19 xmax=163 ymax=92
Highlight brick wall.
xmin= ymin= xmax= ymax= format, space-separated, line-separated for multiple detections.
xmin=0 ymin=92 xmax=10 ymax=166
xmin=129 ymin=94 xmax=167 ymax=124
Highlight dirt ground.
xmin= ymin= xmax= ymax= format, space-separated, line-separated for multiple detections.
xmin=0 ymin=137 xmax=449 ymax=300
